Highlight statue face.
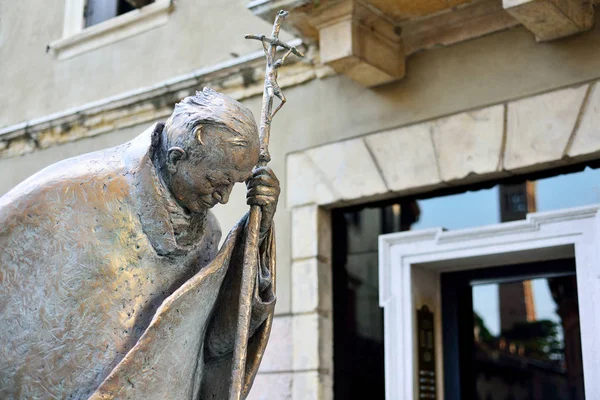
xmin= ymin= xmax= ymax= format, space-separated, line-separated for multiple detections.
xmin=166 ymin=125 xmax=259 ymax=213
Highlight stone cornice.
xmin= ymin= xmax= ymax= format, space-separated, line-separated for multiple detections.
xmin=249 ymin=0 xmax=595 ymax=86
xmin=0 ymin=39 xmax=331 ymax=159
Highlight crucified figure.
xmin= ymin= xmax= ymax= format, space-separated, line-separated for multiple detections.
xmin=246 ymin=26 xmax=304 ymax=121
xmin=243 ymin=10 xmax=304 ymax=166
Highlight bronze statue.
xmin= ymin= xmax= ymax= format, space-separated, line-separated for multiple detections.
xmin=0 ymin=11 xmax=301 ymax=399
xmin=0 ymin=87 xmax=275 ymax=399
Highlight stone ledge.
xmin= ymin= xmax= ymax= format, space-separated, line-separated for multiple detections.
xmin=0 ymin=40 xmax=331 ymax=160
xmin=504 ymin=84 xmax=589 ymax=172
xmin=432 ymin=105 xmax=505 ymax=182
xmin=365 ymin=123 xmax=440 ymax=192
xmin=286 ymin=152 xmax=339 ymax=208
xmin=568 ymin=82 xmax=600 ymax=159
xmin=304 ymin=138 xmax=388 ymax=200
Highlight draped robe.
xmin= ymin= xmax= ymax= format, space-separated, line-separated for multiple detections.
xmin=0 ymin=123 xmax=275 ymax=399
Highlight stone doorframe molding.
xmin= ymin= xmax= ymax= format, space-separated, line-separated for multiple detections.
xmin=377 ymin=205 xmax=600 ymax=399
xmin=285 ymin=80 xmax=600 ymax=398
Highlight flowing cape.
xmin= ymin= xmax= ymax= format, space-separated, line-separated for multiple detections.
xmin=90 ymin=214 xmax=276 ymax=399
xmin=0 ymin=124 xmax=275 ymax=399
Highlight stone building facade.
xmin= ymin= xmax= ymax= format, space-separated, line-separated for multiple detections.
xmin=1 ymin=0 xmax=600 ymax=398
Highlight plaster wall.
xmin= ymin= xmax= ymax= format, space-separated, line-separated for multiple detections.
xmin=0 ymin=0 xmax=292 ymax=127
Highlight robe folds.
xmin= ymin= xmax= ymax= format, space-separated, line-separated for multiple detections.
xmin=0 ymin=123 xmax=275 ymax=399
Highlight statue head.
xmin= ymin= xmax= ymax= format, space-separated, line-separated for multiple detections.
xmin=154 ymin=87 xmax=260 ymax=213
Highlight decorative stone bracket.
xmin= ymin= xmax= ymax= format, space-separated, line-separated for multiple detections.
xmin=310 ymin=0 xmax=405 ymax=87
xmin=503 ymin=0 xmax=595 ymax=41
xmin=249 ymin=0 xmax=406 ymax=87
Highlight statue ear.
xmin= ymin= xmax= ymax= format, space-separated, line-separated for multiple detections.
xmin=167 ymin=147 xmax=186 ymax=174
xmin=194 ymin=125 xmax=204 ymax=145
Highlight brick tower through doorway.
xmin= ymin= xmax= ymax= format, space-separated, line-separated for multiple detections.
xmin=498 ymin=182 xmax=537 ymax=332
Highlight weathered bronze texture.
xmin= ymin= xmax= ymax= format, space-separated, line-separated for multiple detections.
xmin=0 ymin=86 xmax=280 ymax=399
xmin=229 ymin=10 xmax=303 ymax=400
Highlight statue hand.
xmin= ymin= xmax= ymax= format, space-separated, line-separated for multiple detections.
xmin=246 ymin=166 xmax=280 ymax=239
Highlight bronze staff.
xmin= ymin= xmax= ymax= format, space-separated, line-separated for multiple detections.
xmin=229 ymin=10 xmax=303 ymax=400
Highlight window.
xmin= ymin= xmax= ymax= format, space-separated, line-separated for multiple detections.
xmin=48 ymin=0 xmax=173 ymax=60
xmin=84 ymin=0 xmax=153 ymax=28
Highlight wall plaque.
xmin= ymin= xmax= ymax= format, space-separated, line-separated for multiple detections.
xmin=417 ymin=305 xmax=436 ymax=399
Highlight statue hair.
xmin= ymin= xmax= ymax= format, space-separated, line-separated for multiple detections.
xmin=152 ymin=87 xmax=259 ymax=167
xmin=150 ymin=87 xmax=259 ymax=169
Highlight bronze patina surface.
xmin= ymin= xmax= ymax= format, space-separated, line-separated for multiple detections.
xmin=0 ymin=88 xmax=280 ymax=399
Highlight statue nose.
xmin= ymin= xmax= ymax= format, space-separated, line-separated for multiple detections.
xmin=214 ymin=186 xmax=231 ymax=204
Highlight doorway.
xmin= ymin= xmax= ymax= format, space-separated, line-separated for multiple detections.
xmin=378 ymin=205 xmax=600 ymax=399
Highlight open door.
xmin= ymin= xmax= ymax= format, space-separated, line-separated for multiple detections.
xmin=378 ymin=205 xmax=600 ymax=400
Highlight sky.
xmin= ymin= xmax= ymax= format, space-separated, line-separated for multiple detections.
xmin=472 ymin=279 xmax=560 ymax=337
